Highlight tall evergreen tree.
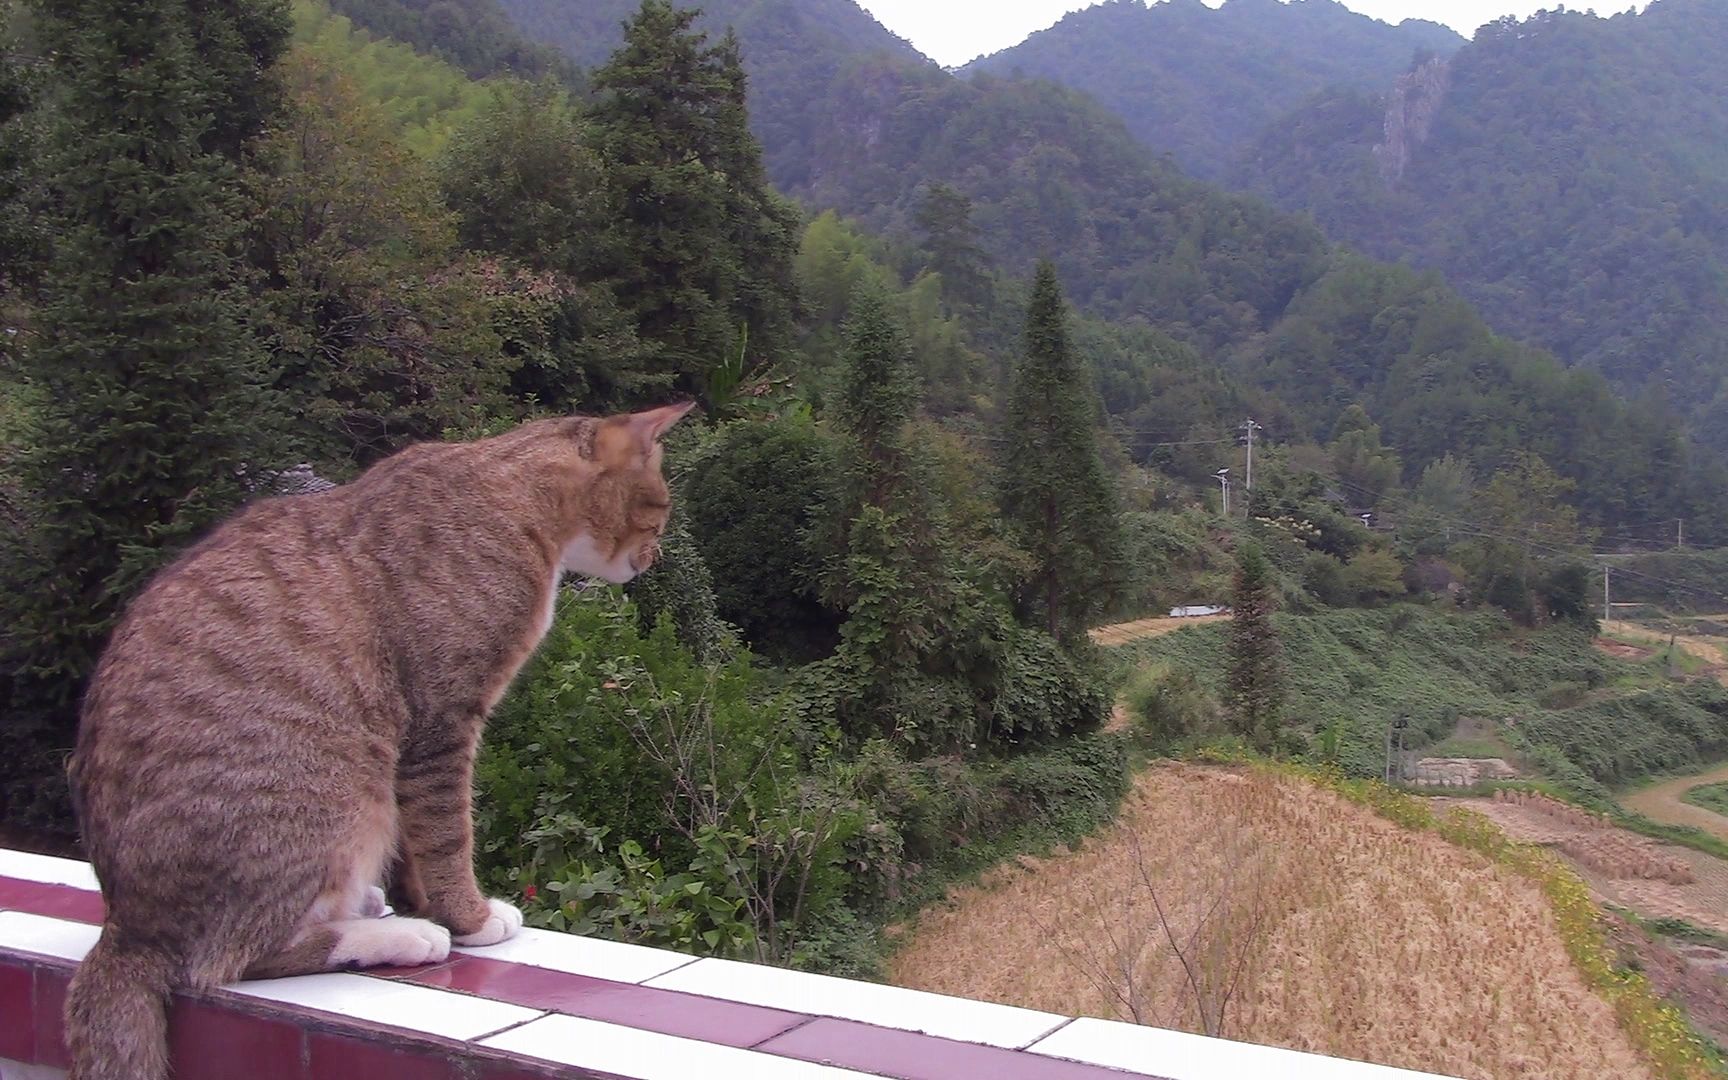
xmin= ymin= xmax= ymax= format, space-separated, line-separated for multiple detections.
xmin=913 ymin=182 xmax=991 ymax=311
xmin=8 ymin=0 xmax=290 ymax=705
xmin=586 ymin=0 xmax=798 ymax=401
xmin=0 ymin=0 xmax=45 ymax=296
xmin=1001 ymin=261 xmax=1123 ymax=639
xmin=1225 ymin=542 xmax=1284 ymax=752
xmin=836 ymin=279 xmax=919 ymax=501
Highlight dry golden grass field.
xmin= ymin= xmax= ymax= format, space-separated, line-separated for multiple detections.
xmin=890 ymin=765 xmax=1653 ymax=1080
xmin=1088 ymin=614 xmax=1228 ymax=647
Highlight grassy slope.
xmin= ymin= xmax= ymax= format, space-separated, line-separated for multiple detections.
xmin=1119 ymin=605 xmax=1728 ymax=791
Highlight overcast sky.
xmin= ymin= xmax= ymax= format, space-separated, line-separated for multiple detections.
xmin=855 ymin=0 xmax=1648 ymax=67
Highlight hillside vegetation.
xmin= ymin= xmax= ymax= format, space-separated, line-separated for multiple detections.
xmin=1235 ymin=0 xmax=1728 ymax=451
xmin=893 ymin=765 xmax=1655 ymax=1079
xmin=1121 ymin=607 xmax=1728 ymax=795
xmin=477 ymin=0 xmax=1728 ymax=543
xmin=964 ymin=0 xmax=1460 ymax=181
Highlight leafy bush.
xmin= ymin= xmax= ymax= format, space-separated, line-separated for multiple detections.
xmin=476 ymin=585 xmax=865 ymax=963
xmin=1124 ymin=661 xmax=1224 ymax=748
xmin=682 ymin=416 xmax=841 ymax=660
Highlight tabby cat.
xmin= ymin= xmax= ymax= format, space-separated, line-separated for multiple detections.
xmin=63 ymin=403 xmax=695 ymax=1080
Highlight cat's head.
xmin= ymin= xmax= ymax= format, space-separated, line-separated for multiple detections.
xmin=562 ymin=401 xmax=697 ymax=584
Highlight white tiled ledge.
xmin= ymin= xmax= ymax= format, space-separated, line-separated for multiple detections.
xmin=0 ymin=846 xmax=1463 ymax=1080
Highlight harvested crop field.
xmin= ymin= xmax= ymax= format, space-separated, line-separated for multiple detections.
xmin=1088 ymin=614 xmax=1226 ymax=647
xmin=890 ymin=765 xmax=1651 ymax=1080
xmin=1443 ymin=791 xmax=1728 ymax=937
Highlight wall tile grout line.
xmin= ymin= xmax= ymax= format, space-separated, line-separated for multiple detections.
xmin=636 ymin=954 xmax=701 ymax=984
xmin=1020 ymin=1015 xmax=1078 ymax=1051
xmin=467 ymin=1009 xmax=555 ymax=1045
xmin=748 ymin=1013 xmax=820 ymax=1051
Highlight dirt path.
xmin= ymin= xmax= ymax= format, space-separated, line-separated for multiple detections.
xmin=1623 ymin=761 xmax=1728 ymax=844
xmin=1601 ymin=620 xmax=1728 ymax=681
xmin=1088 ymin=613 xmax=1227 ymax=647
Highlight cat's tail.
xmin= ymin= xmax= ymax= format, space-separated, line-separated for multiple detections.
xmin=64 ymin=927 xmax=176 ymax=1080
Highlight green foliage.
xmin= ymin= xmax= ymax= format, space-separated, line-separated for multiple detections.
xmin=258 ymin=53 xmax=520 ymax=470
xmin=1516 ymin=683 xmax=1728 ymax=789
xmin=623 ymin=508 xmax=730 ymax=662
xmin=1002 ymin=263 xmax=1123 ymax=640
xmin=1342 ymin=548 xmax=1407 ymax=607
xmin=682 ymin=416 xmax=840 ymax=659
xmin=913 ymin=182 xmax=991 ymax=311
xmin=1124 ymin=661 xmax=1223 ymax=749
xmin=292 ymin=0 xmax=490 ymax=155
xmin=493 ymin=0 xmax=933 ymax=192
xmin=7 ymin=0 xmax=291 ymax=710
xmin=1225 ymin=543 xmax=1284 ymax=751
xmin=1237 ymin=2 xmax=1728 ymax=460
xmin=1126 ymin=606 xmax=1607 ymax=779
xmin=835 ymin=281 xmax=920 ymax=484
xmin=965 ymin=0 xmax=1461 ymax=181
xmin=1679 ymin=782 xmax=1728 ymax=819
xmin=478 ymin=588 xmax=705 ymax=853
xmin=325 ymin=0 xmax=580 ymax=85
xmin=477 ymin=585 xmax=866 ymax=964
xmin=438 ymin=78 xmax=602 ymax=272
xmin=0 ymin=0 xmax=45 ymax=295
xmin=585 ymin=2 xmax=799 ymax=397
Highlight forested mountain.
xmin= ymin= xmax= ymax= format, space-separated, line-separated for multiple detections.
xmin=326 ymin=0 xmax=581 ymax=83
xmin=495 ymin=0 xmax=933 ymax=189
xmin=1233 ymin=0 xmax=1728 ymax=449
xmin=963 ymin=0 xmax=1461 ymax=182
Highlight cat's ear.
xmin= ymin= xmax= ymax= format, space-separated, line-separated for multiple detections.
xmin=598 ymin=401 xmax=697 ymax=459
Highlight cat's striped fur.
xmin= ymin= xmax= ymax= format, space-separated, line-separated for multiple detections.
xmin=63 ymin=403 xmax=693 ymax=1079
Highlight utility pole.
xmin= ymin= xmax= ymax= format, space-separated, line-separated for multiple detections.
xmin=1215 ymin=468 xmax=1231 ymax=516
xmin=1242 ymin=418 xmax=1262 ymax=493
xmin=1603 ymin=563 xmax=1611 ymax=623
xmin=1678 ymin=519 xmax=1685 ymax=550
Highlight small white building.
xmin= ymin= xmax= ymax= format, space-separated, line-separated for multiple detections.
xmin=1169 ymin=604 xmax=1228 ymax=618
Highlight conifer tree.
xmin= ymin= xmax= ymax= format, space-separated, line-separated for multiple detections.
xmin=1001 ymin=261 xmax=1123 ymax=639
xmin=586 ymin=1 xmax=798 ymax=398
xmin=914 ymin=182 xmax=991 ymax=311
xmin=1226 ymin=542 xmax=1284 ymax=752
xmin=836 ymin=279 xmax=920 ymax=500
xmin=9 ymin=0 xmax=290 ymax=704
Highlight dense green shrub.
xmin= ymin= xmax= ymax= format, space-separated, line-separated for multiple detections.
xmin=1517 ymin=683 xmax=1728 ymax=787
xmin=683 ymin=416 xmax=841 ymax=660
xmin=477 ymin=585 xmax=869 ymax=964
xmin=1124 ymin=606 xmax=1610 ymax=778
xmin=1123 ymin=661 xmax=1224 ymax=747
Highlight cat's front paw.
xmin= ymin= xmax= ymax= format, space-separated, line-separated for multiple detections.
xmin=359 ymin=885 xmax=389 ymax=918
xmin=452 ymin=898 xmax=524 ymax=947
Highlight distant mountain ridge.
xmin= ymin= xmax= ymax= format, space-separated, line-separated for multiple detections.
xmin=1232 ymin=0 xmax=1728 ymax=448
xmin=334 ymin=0 xmax=1728 ymax=536
xmin=963 ymin=0 xmax=1462 ymax=180
xmin=495 ymin=0 xmax=934 ymax=190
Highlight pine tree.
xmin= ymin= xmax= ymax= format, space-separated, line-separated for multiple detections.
xmin=913 ymin=182 xmax=991 ymax=311
xmin=9 ymin=0 xmax=290 ymax=704
xmin=1226 ymin=542 xmax=1284 ymax=752
xmin=836 ymin=279 xmax=920 ymax=500
xmin=1001 ymin=261 xmax=1124 ymax=640
xmin=586 ymin=1 xmax=798 ymax=400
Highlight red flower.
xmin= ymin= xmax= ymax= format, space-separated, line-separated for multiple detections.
xmin=523 ymin=884 xmax=538 ymax=901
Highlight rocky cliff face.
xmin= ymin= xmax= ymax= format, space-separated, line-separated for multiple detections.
xmin=1372 ymin=56 xmax=1450 ymax=186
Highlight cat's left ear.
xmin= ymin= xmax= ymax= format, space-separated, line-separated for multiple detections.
xmin=618 ymin=401 xmax=698 ymax=455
